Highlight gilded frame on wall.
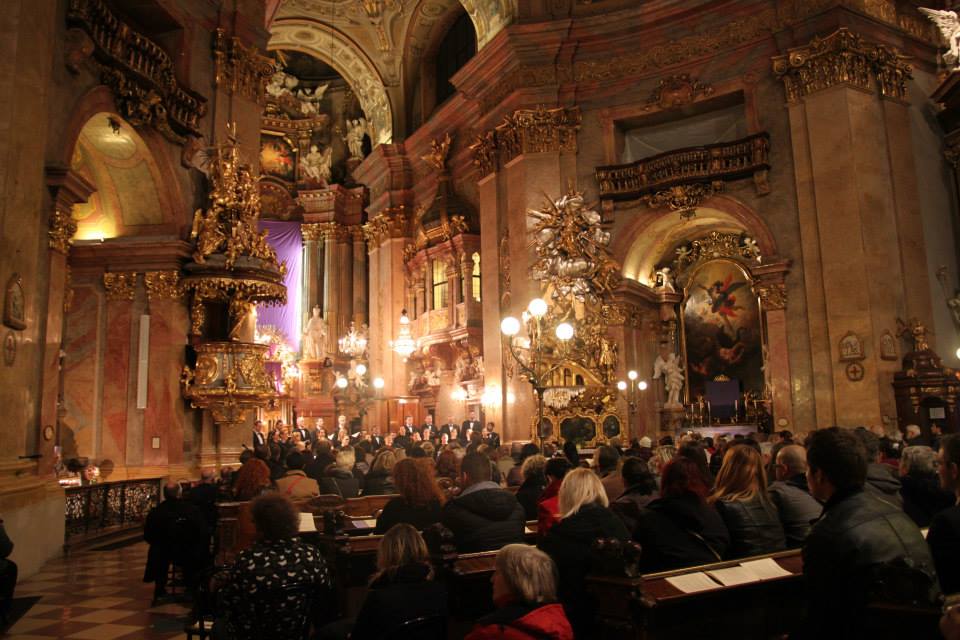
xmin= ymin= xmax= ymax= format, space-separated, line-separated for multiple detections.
xmin=4 ymin=273 xmax=25 ymax=330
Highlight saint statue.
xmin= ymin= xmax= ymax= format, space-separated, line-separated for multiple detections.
xmin=301 ymin=306 xmax=326 ymax=361
xmin=654 ymin=352 xmax=685 ymax=409
xmin=345 ymin=118 xmax=367 ymax=159
xmin=301 ymin=144 xmax=333 ymax=185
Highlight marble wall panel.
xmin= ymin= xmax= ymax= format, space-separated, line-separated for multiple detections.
xmin=62 ymin=284 xmax=103 ymax=460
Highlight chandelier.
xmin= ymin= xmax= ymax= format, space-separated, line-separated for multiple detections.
xmin=390 ymin=309 xmax=416 ymax=359
xmin=338 ymin=321 xmax=368 ymax=358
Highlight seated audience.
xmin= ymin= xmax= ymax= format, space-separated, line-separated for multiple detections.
xmin=350 ymin=524 xmax=447 ymax=639
xmin=678 ymin=441 xmax=713 ymax=487
xmin=376 ymin=458 xmax=444 ymax=533
xmin=516 ymin=454 xmax=548 ymax=521
xmin=508 ymin=443 xmax=541 ymax=487
xmin=768 ymin=444 xmax=821 ymax=548
xmin=538 ymin=457 xmax=573 ymax=538
xmin=442 ymin=452 xmax=526 ymax=552
xmin=363 ymin=449 xmax=398 ymax=496
xmin=305 ymin=440 xmax=336 ymax=482
xmin=856 ymin=429 xmax=903 ymax=509
xmin=562 ymin=441 xmax=581 ymax=468
xmin=320 ymin=447 xmax=361 ymax=498
xmin=650 ymin=444 xmax=677 ymax=479
xmin=905 ymin=423 xmax=925 ymax=446
xmin=189 ymin=468 xmax=220 ymax=530
xmin=710 ymin=444 xmax=786 ymax=557
xmin=275 ymin=451 xmax=321 ymax=498
xmin=636 ymin=436 xmax=654 ymax=463
xmin=143 ymin=482 xmax=211 ymax=603
xmin=539 ymin=468 xmax=629 ymax=636
xmin=233 ymin=454 xmax=272 ymax=501
xmin=929 ymin=433 xmax=960 ymax=594
xmin=465 ymin=544 xmax=573 ymax=640
xmin=215 ymin=494 xmax=332 ymax=640
xmin=632 ymin=457 xmax=730 ymax=571
xmin=802 ymin=427 xmax=938 ymax=637
xmin=596 ymin=445 xmax=625 ymax=502
xmin=0 ymin=518 xmax=15 ymax=624
xmin=899 ymin=445 xmax=953 ymax=528
xmin=436 ymin=449 xmax=460 ymax=482
xmin=611 ymin=457 xmax=658 ymax=532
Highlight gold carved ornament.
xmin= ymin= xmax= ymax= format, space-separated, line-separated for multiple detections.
xmin=643 ymin=184 xmax=719 ymax=212
xmin=672 ymin=231 xmax=762 ymax=280
xmin=755 ymin=282 xmax=788 ymax=311
xmin=103 ymin=272 xmax=136 ymax=301
xmin=422 ymin=133 xmax=452 ymax=172
xmin=644 ymin=74 xmax=715 ymax=111
xmin=362 ymin=207 xmax=410 ymax=246
xmin=212 ymin=29 xmax=274 ymax=104
xmin=470 ymin=107 xmax=581 ymax=177
xmin=48 ymin=209 xmax=78 ymax=255
xmin=144 ymin=271 xmax=182 ymax=301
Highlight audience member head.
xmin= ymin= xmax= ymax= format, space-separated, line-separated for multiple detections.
xmin=518 ymin=442 xmax=540 ymax=464
xmin=712 ymin=444 xmax=767 ymax=504
xmin=778 ymin=430 xmax=793 ymax=443
xmin=460 ymin=452 xmax=492 ymax=488
xmin=239 ymin=449 xmax=254 ymax=464
xmin=234 ymin=458 xmax=272 ymax=500
xmin=806 ymin=427 xmax=868 ymax=502
xmin=200 ymin=468 xmax=215 ymax=484
xmin=562 ymin=441 xmax=580 ymax=466
xmin=879 ymin=436 xmax=900 ymax=461
xmin=900 ymin=445 xmax=936 ymax=478
xmin=638 ymin=436 xmax=652 ymax=449
xmin=408 ymin=446 xmax=427 ymax=459
xmin=545 ymin=457 xmax=573 ymax=484
xmin=393 ymin=457 xmax=444 ymax=506
xmin=521 ymin=454 xmax=547 ymax=483
xmin=596 ymin=445 xmax=620 ymax=475
xmin=436 ymin=449 xmax=460 ymax=479
xmin=660 ymin=456 xmax=711 ymax=501
xmin=678 ymin=442 xmax=710 ymax=480
xmin=251 ymin=494 xmax=299 ymax=541
xmin=371 ymin=449 xmax=398 ymax=476
xmin=774 ymin=444 xmax=808 ymax=481
xmin=659 ymin=435 xmax=675 ymax=447
xmin=906 ymin=424 xmax=922 ymax=440
xmin=558 ymin=467 xmax=608 ymax=518
xmin=335 ymin=446 xmax=356 ymax=471
xmin=620 ymin=457 xmax=657 ymax=495
xmin=419 ymin=441 xmax=436 ymax=459
xmin=285 ymin=451 xmax=304 ymax=470
xmin=492 ymin=544 xmax=558 ymax=607
xmin=375 ymin=523 xmax=432 ymax=581
xmin=163 ymin=481 xmax=182 ymax=501
xmin=650 ymin=445 xmax=676 ymax=475
xmin=938 ymin=433 xmax=960 ymax=494
xmin=855 ymin=428 xmax=882 ymax=463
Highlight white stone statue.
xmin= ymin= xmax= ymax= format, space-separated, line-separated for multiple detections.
xmin=266 ymin=69 xmax=296 ymax=98
xmin=655 ymin=267 xmax=676 ymax=292
xmin=297 ymin=84 xmax=328 ymax=117
xmin=301 ymin=306 xmax=326 ymax=360
xmin=653 ymin=352 xmax=685 ymax=409
xmin=345 ymin=118 xmax=367 ymax=159
xmin=921 ymin=8 xmax=960 ymax=68
xmin=301 ymin=145 xmax=333 ymax=184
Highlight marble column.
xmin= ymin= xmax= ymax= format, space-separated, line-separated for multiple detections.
xmin=352 ymin=227 xmax=368 ymax=325
xmin=100 ymin=272 xmax=137 ymax=471
xmin=321 ymin=223 xmax=340 ymax=355
xmin=755 ymin=278 xmax=794 ymax=429
xmin=301 ymin=224 xmax=323 ymax=323
xmin=338 ymin=227 xmax=353 ymax=346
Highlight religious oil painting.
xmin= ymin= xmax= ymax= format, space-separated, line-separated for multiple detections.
xmin=259 ymin=134 xmax=296 ymax=181
xmin=682 ymin=260 xmax=763 ymax=400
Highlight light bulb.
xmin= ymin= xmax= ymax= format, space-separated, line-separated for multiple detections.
xmin=555 ymin=322 xmax=574 ymax=341
xmin=638 ymin=380 xmax=648 ymax=391
xmin=355 ymin=363 xmax=367 ymax=376
xmin=399 ymin=309 xmax=410 ymax=325
xmin=527 ymin=298 xmax=548 ymax=318
xmin=335 ymin=377 xmax=348 ymax=389
xmin=501 ymin=316 xmax=521 ymax=336
xmin=617 ymin=381 xmax=627 ymax=391
xmin=628 ymin=370 xmax=638 ymax=381
xmin=373 ymin=377 xmax=385 ymax=389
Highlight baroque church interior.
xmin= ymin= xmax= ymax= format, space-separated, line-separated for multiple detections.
xmin=5 ymin=0 xmax=960 ymax=638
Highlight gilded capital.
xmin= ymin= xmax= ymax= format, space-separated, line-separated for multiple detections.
xmin=48 ymin=209 xmax=78 ymax=255
xmin=470 ymin=107 xmax=581 ymax=177
xmin=212 ymin=29 xmax=274 ymax=104
xmin=103 ymin=272 xmax=137 ymax=301
xmin=756 ymin=282 xmax=787 ymax=310
xmin=362 ymin=207 xmax=411 ymax=246
xmin=771 ymin=28 xmax=911 ymax=103
xmin=301 ymin=223 xmax=323 ymax=242
xmin=144 ymin=271 xmax=182 ymax=301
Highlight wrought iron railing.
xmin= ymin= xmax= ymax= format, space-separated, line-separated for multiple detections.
xmin=64 ymin=478 xmax=162 ymax=545
xmin=595 ymin=133 xmax=770 ymax=201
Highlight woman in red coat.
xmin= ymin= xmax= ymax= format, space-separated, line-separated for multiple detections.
xmin=465 ymin=544 xmax=573 ymax=640
xmin=537 ymin=458 xmax=573 ymax=540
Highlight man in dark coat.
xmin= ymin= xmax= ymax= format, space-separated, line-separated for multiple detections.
xmin=928 ymin=433 xmax=960 ymax=594
xmin=441 ymin=452 xmax=525 ymax=552
xmin=768 ymin=444 xmax=821 ymax=548
xmin=482 ymin=422 xmax=501 ymax=449
xmin=461 ymin=410 xmax=481 ymax=444
xmin=143 ymin=482 xmax=211 ymax=603
xmin=802 ymin=427 xmax=939 ymax=638
xmin=856 ymin=428 xmax=903 ymax=509
xmin=188 ymin=468 xmax=220 ymax=531
xmin=0 ymin=518 xmax=15 ymax=624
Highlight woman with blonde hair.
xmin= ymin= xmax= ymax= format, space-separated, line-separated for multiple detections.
xmin=709 ymin=444 xmax=785 ymax=557
xmin=466 ymin=544 xmax=573 ymax=640
xmin=363 ymin=449 xmax=397 ymax=496
xmin=539 ymin=468 xmax=628 ymax=636
xmin=348 ymin=524 xmax=447 ymax=639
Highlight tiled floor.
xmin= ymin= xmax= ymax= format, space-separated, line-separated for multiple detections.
xmin=4 ymin=542 xmax=191 ymax=639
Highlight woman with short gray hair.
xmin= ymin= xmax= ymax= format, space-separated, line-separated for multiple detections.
xmin=900 ymin=445 xmax=954 ymax=527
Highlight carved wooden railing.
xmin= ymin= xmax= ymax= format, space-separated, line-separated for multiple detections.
xmin=66 ymin=0 xmax=206 ymax=143
xmin=595 ymin=132 xmax=770 ymax=201
xmin=64 ymin=478 xmax=161 ymax=548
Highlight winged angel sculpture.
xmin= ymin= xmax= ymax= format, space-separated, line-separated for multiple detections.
xmin=921 ymin=8 xmax=960 ymax=68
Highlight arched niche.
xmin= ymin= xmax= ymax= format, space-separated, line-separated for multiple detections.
xmin=459 ymin=0 xmax=517 ymax=48
xmin=269 ymin=21 xmax=394 ymax=146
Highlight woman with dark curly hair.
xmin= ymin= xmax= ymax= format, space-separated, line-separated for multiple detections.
xmin=375 ymin=458 xmax=445 ymax=533
xmin=232 ymin=456 xmax=272 ymax=501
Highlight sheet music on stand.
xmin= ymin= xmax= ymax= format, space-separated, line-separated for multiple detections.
xmin=298 ymin=512 xmax=317 ymax=533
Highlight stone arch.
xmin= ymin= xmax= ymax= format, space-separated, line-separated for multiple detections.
xmin=614 ymin=194 xmax=778 ymax=286
xmin=270 ymin=21 xmax=394 ymax=145
xmin=459 ymin=0 xmax=516 ymax=49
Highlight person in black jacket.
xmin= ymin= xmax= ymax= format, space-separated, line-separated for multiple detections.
xmin=856 ymin=428 xmax=903 ymax=509
xmin=441 ymin=452 xmax=525 ymax=552
xmin=899 ymin=445 xmax=954 ymax=528
xmin=611 ymin=456 xmax=658 ymax=534
xmin=363 ymin=449 xmax=397 ymax=496
xmin=709 ymin=444 xmax=785 ymax=558
xmin=632 ymin=457 xmax=730 ymax=572
xmin=539 ymin=468 xmax=629 ymax=636
xmin=768 ymin=445 xmax=821 ymax=548
xmin=319 ymin=447 xmax=362 ymax=498
xmin=188 ymin=468 xmax=220 ymax=532
xmin=929 ymin=433 xmax=960 ymax=594
xmin=0 ymin=518 xmax=15 ymax=624
xmin=515 ymin=454 xmax=547 ymax=521
xmin=143 ymin=482 xmax=211 ymax=603
xmin=375 ymin=458 xmax=444 ymax=534
xmin=803 ymin=427 xmax=939 ymax=638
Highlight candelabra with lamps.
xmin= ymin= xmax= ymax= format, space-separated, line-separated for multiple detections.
xmin=616 ymin=369 xmax=648 ymax=438
xmin=390 ymin=309 xmax=416 ymax=359
xmin=338 ymin=321 xmax=368 ymax=359
xmin=500 ymin=297 xmax=575 ymax=449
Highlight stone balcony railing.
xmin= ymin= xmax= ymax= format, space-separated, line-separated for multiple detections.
xmin=595 ymin=133 xmax=770 ymax=201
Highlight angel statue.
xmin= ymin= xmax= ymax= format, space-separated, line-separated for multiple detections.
xmin=301 ymin=306 xmax=326 ymax=361
xmin=297 ymin=83 xmax=329 ymax=117
xmin=653 ymin=352 xmax=685 ymax=409
xmin=345 ymin=118 xmax=368 ymax=159
xmin=301 ymin=145 xmax=333 ymax=185
xmin=921 ymin=8 xmax=960 ymax=68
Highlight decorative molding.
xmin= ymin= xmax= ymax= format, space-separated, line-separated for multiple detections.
xmin=213 ymin=29 xmax=275 ymax=104
xmin=672 ymin=231 xmax=762 ymax=278
xmin=301 ymin=223 xmax=323 ymax=242
xmin=771 ymin=28 xmax=912 ymax=103
xmin=644 ymin=74 xmax=715 ymax=111
xmin=756 ymin=282 xmax=787 ymax=310
xmin=362 ymin=207 xmax=410 ymax=245
xmin=643 ymin=183 xmax=719 ymax=212
xmin=470 ymin=106 xmax=581 ymax=176
xmin=66 ymin=0 xmax=206 ymax=144
xmin=45 ymin=167 xmax=95 ymax=255
xmin=103 ymin=272 xmax=137 ymax=301
xmin=48 ymin=210 xmax=78 ymax=256
xmin=144 ymin=271 xmax=182 ymax=301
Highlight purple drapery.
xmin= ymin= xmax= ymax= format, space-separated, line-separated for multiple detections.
xmin=257 ymin=220 xmax=302 ymax=353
